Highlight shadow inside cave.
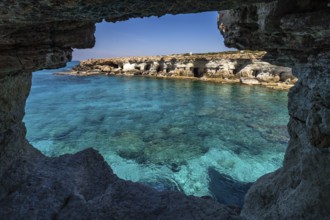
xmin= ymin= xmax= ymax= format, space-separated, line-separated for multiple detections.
xmin=232 ymin=59 xmax=253 ymax=75
xmin=192 ymin=58 xmax=208 ymax=77
xmin=208 ymin=167 xmax=253 ymax=207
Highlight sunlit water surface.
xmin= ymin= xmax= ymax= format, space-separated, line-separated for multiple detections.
xmin=25 ymin=62 xmax=289 ymax=206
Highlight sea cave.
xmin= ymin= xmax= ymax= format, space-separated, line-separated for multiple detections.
xmin=0 ymin=0 xmax=329 ymax=219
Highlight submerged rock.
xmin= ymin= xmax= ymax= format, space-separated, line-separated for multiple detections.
xmin=208 ymin=167 xmax=253 ymax=207
xmin=141 ymin=177 xmax=183 ymax=192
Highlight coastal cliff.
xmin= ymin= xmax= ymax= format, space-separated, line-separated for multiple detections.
xmin=67 ymin=51 xmax=295 ymax=90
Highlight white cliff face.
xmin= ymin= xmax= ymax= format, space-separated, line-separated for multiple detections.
xmin=73 ymin=52 xmax=295 ymax=87
xmin=123 ymin=63 xmax=136 ymax=71
xmin=238 ymin=61 xmax=292 ymax=82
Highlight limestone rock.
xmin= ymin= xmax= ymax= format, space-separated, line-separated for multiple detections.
xmin=240 ymin=77 xmax=260 ymax=85
xmin=218 ymin=0 xmax=330 ymax=66
xmin=66 ymin=51 xmax=295 ymax=88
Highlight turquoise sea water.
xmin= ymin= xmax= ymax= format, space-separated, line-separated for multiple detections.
xmin=25 ymin=62 xmax=289 ymax=206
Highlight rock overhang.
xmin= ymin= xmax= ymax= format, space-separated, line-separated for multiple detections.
xmin=0 ymin=0 xmax=275 ymax=75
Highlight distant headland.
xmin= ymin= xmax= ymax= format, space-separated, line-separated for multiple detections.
xmin=59 ymin=51 xmax=297 ymax=90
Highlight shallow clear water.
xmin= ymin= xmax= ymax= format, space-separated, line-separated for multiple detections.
xmin=25 ymin=62 xmax=289 ymax=206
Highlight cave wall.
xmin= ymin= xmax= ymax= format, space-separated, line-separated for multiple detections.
xmin=218 ymin=0 xmax=330 ymax=219
xmin=0 ymin=0 xmax=329 ymax=219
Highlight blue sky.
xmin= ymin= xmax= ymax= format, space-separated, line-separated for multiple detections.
xmin=73 ymin=12 xmax=234 ymax=60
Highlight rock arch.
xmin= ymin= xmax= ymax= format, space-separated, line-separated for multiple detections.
xmin=0 ymin=0 xmax=329 ymax=219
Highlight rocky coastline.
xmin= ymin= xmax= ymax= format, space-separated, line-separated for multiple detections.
xmin=62 ymin=51 xmax=296 ymax=90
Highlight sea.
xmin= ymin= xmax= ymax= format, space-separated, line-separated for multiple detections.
xmin=24 ymin=61 xmax=289 ymax=207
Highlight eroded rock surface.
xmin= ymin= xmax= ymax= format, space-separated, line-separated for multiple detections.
xmin=65 ymin=51 xmax=295 ymax=90
xmin=218 ymin=0 xmax=330 ymax=65
xmin=0 ymin=72 xmax=40 ymax=177
xmin=218 ymin=0 xmax=330 ymax=219
xmin=241 ymin=52 xmax=330 ymax=220
xmin=1 ymin=148 xmax=241 ymax=219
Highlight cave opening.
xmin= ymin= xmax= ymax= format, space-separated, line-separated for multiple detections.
xmin=145 ymin=64 xmax=151 ymax=71
xmin=252 ymin=70 xmax=259 ymax=77
xmin=111 ymin=63 xmax=119 ymax=68
xmin=24 ymin=11 xmax=288 ymax=209
xmin=156 ymin=65 xmax=163 ymax=72
xmin=193 ymin=67 xmax=204 ymax=77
